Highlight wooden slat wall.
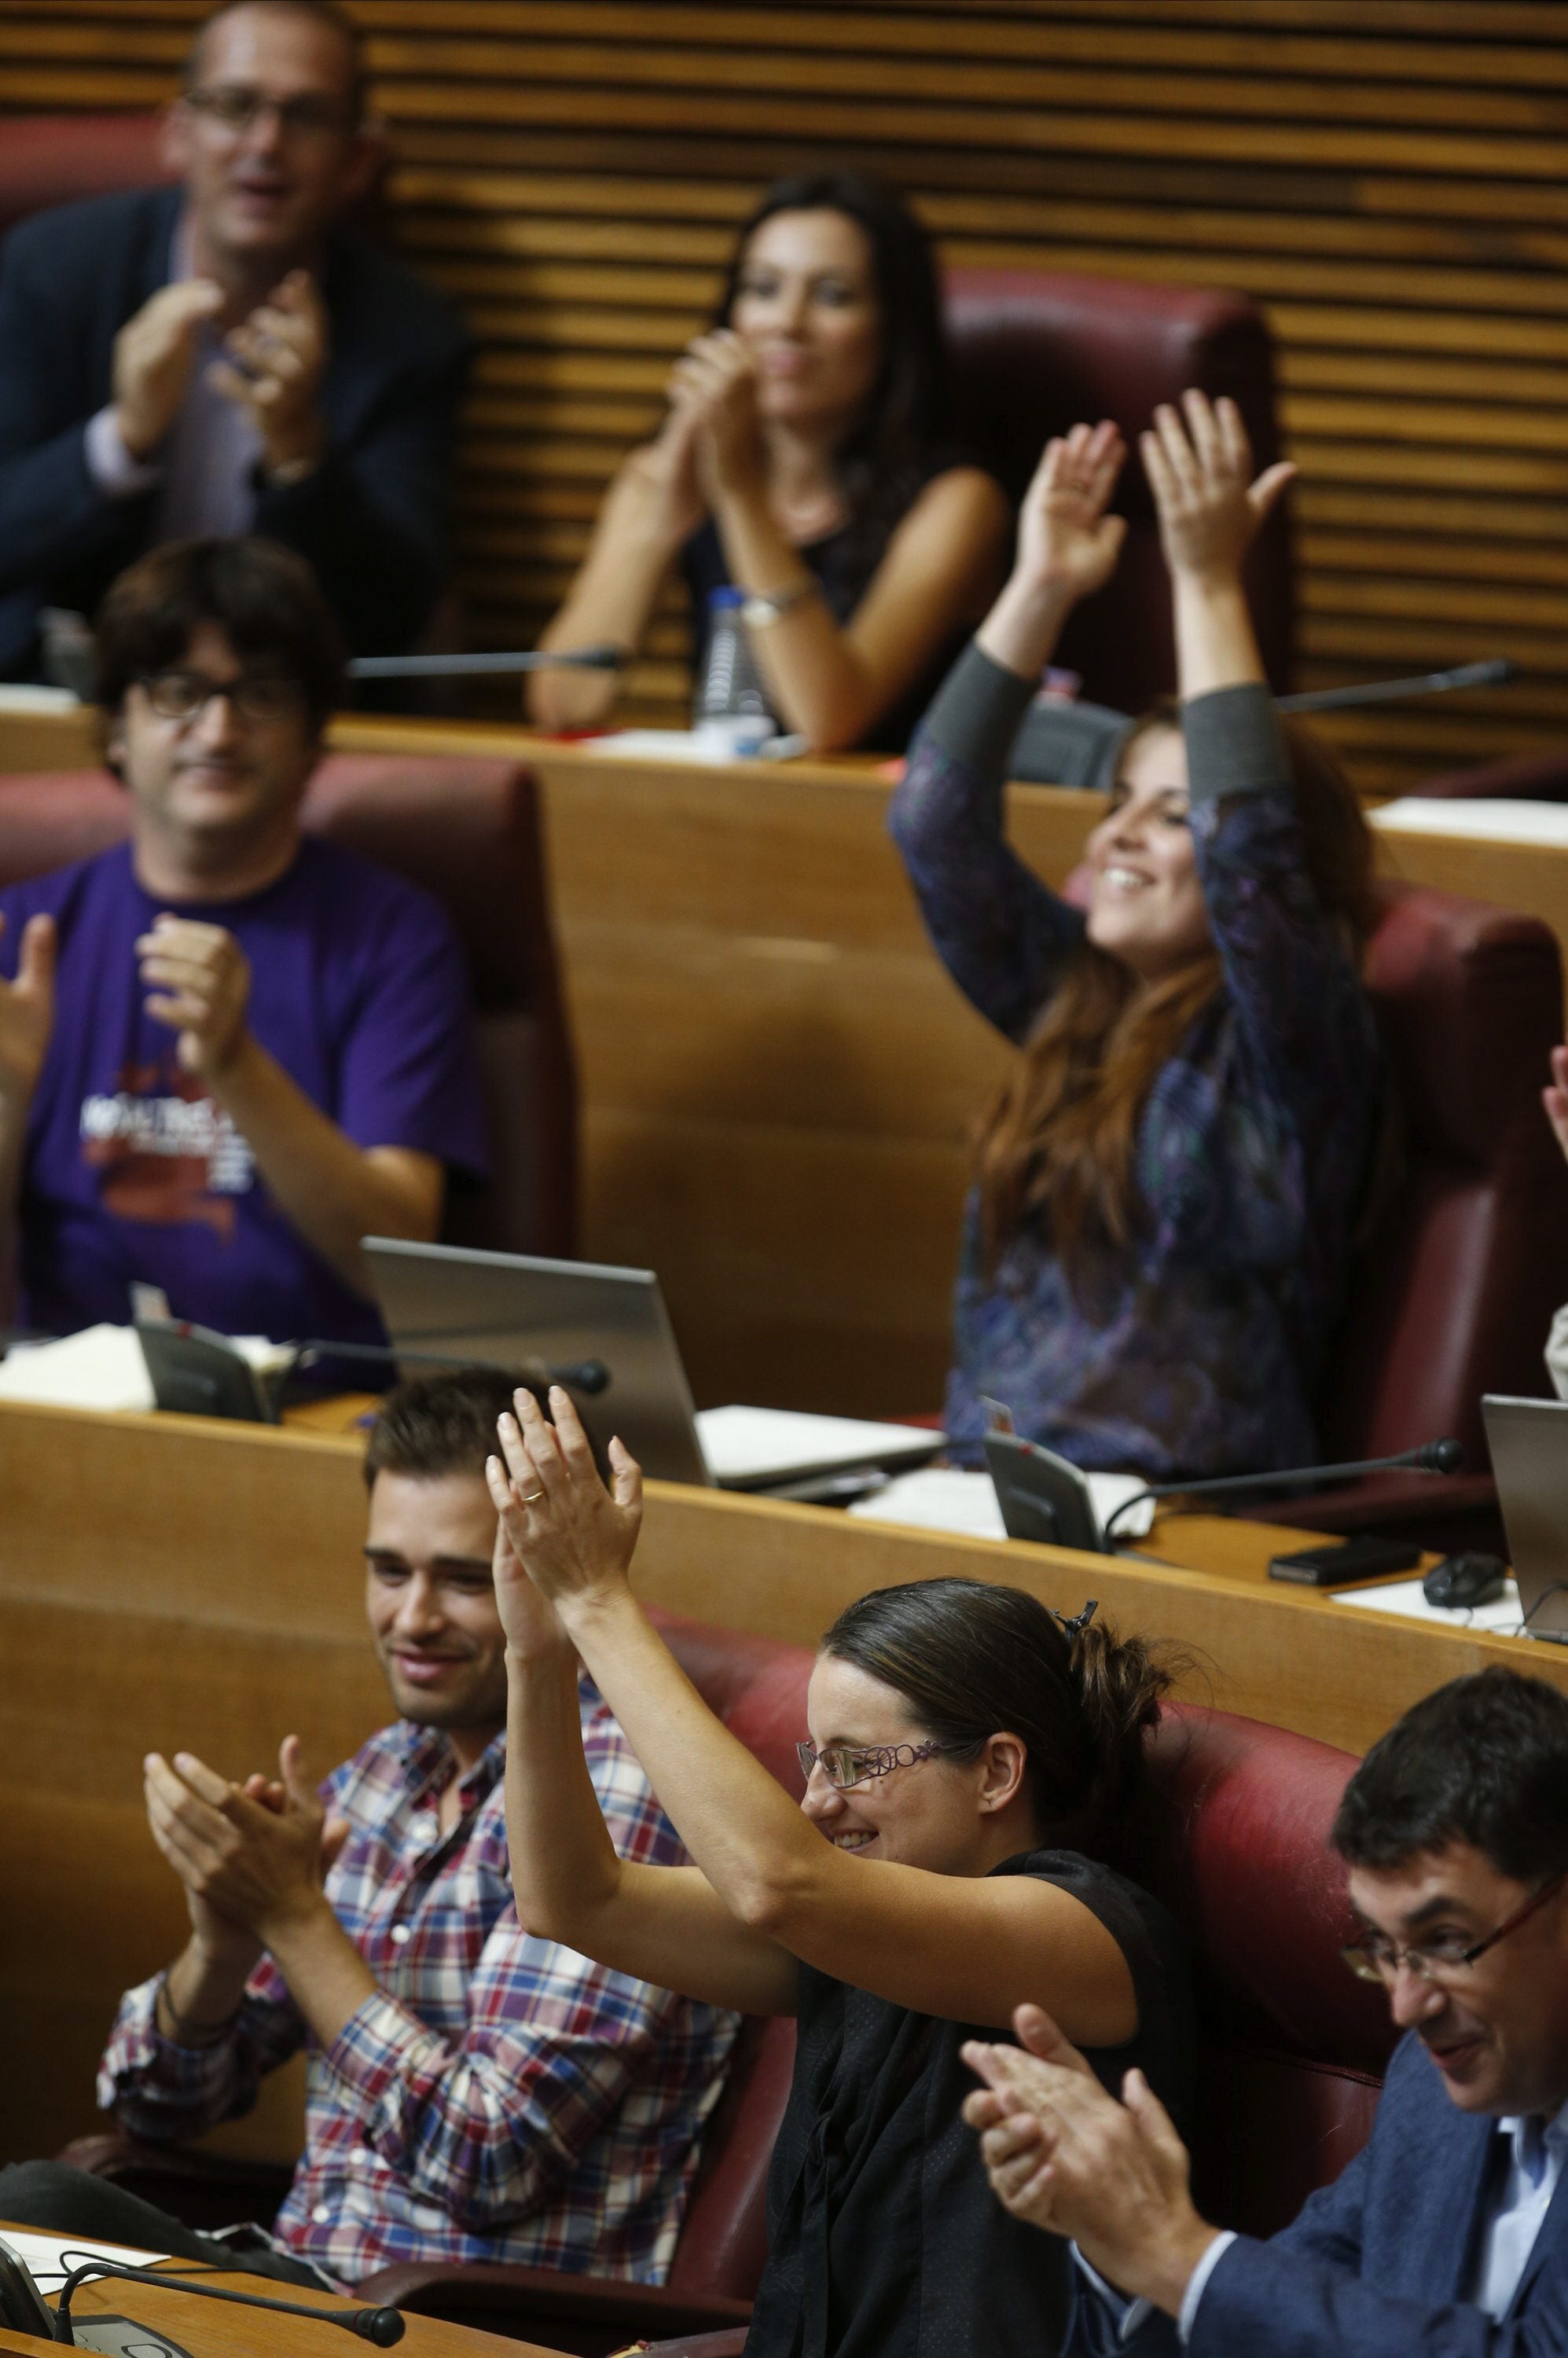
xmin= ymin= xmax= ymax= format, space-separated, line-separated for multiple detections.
xmin=6 ymin=1 xmax=1568 ymax=788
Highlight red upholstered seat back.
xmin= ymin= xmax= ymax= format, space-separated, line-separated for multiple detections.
xmin=1320 ymin=881 xmax=1568 ymax=1473
xmin=1114 ymin=1702 xmax=1390 ymax=2236
xmin=944 ymin=266 xmax=1292 ymax=712
xmin=0 ymin=760 xmax=576 ymax=1256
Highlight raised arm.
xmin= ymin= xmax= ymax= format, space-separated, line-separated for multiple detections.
xmin=1142 ymin=395 xmax=1372 ymax=1159
xmin=490 ymin=1387 xmax=1139 ymax=2043
xmin=497 ymin=1493 xmax=799 ymax=2018
xmin=890 ymin=421 xmax=1128 ymax=1041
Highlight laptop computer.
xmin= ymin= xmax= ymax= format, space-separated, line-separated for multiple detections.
xmin=1481 ymin=1394 xmax=1568 ymax=1643
xmin=364 ymin=1239 xmax=942 ymax=1493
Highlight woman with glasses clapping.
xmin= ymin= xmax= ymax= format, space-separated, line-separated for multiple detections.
xmin=490 ymin=1384 xmax=1193 ymax=2358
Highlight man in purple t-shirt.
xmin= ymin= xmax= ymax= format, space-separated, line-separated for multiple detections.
xmin=0 ymin=534 xmax=487 ymax=1346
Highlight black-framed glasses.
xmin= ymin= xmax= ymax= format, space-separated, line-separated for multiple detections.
xmin=1342 ymin=1870 xmax=1566 ymax=1987
xmin=183 ymin=84 xmax=353 ymax=140
xmin=796 ymin=1738 xmax=960 ymax=1791
xmin=138 ymin=670 xmax=306 ymax=725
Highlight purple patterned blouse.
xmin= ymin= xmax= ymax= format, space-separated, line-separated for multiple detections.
xmin=889 ymin=647 xmax=1379 ymax=1476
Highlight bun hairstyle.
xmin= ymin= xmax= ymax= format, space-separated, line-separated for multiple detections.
xmin=819 ymin=1577 xmax=1173 ymax=1838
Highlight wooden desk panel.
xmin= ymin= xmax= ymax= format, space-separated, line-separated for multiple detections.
xmin=2 ymin=1400 xmax=1563 ymax=2164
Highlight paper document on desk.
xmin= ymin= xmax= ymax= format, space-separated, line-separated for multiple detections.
xmin=848 ymin=1464 xmax=1155 ymax=1542
xmin=1331 ymin=1574 xmax=1523 ymax=1632
xmin=0 ymin=2226 xmax=171 ymax=2287
xmin=0 ymin=1323 xmax=292 ymax=1412
xmin=695 ymin=1404 xmax=942 ymax=1487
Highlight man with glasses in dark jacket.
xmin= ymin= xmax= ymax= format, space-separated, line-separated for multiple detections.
xmin=0 ymin=0 xmax=469 ymax=676
xmin=964 ymin=1666 xmax=1568 ymax=2356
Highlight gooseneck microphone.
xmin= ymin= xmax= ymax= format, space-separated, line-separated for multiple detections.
xmin=1276 ymin=659 xmax=1515 ymax=714
xmin=1101 ymin=1437 xmax=1463 ymax=1545
xmin=51 ymin=2258 xmax=404 ymax=2345
xmin=347 ymin=644 xmax=626 ymax=680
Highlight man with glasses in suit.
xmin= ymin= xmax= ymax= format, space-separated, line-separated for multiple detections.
xmin=0 ymin=0 xmax=469 ymax=676
xmin=963 ymin=1667 xmax=1568 ymax=2355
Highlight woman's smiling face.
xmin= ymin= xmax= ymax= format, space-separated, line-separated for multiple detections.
xmin=800 ymin=1652 xmax=1019 ymax=1875
xmin=1083 ymin=724 xmax=1214 ymax=981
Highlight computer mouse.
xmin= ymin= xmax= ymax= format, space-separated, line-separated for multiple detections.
xmin=1422 ymin=1552 xmax=1508 ymax=1611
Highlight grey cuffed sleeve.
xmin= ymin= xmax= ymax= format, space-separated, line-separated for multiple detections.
xmin=920 ymin=639 xmax=1134 ymax=789
xmin=1183 ymin=682 xmax=1293 ymax=807
xmin=920 ymin=641 xmax=1040 ymax=777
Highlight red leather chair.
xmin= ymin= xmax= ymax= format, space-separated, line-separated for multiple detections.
xmin=0 ymin=116 xmax=175 ymax=237
xmin=0 ymin=760 xmax=577 ymax=1257
xmin=1272 ymin=880 xmax=1568 ymax=1542
xmin=945 ymin=266 xmax=1292 ymax=712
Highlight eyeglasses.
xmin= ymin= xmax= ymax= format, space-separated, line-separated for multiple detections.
xmin=183 ymin=84 xmax=354 ymax=141
xmin=138 ymin=670 xmax=307 ymax=725
xmin=795 ymin=1738 xmax=959 ymax=1791
xmin=1342 ymin=1871 xmax=1566 ymax=1987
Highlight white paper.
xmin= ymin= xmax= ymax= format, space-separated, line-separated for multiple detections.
xmin=0 ymin=1322 xmax=155 ymax=1410
xmin=847 ymin=1464 xmax=1154 ymax=1542
xmin=0 ymin=1323 xmax=293 ymax=1412
xmin=1331 ymin=1573 xmax=1524 ymax=1632
xmin=1370 ymin=796 xmax=1568 ymax=847
xmin=0 ymin=681 xmax=81 ymax=714
xmin=0 ymin=2226 xmax=170 ymax=2286
xmin=696 ymin=1403 xmax=940 ymax=1484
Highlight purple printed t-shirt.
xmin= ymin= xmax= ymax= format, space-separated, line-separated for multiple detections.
xmin=0 ymin=837 xmax=489 ymax=1347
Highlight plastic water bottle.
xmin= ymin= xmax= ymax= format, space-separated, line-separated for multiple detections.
xmin=693 ymin=586 xmax=777 ymax=755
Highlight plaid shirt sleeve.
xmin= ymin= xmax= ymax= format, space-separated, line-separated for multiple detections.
xmin=316 ymin=1707 xmax=707 ymax=2235
xmin=96 ymin=1967 xmax=307 ymax=2142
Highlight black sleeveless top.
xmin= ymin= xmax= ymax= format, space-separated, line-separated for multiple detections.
xmin=742 ymin=1849 xmax=1193 ymax=2358
xmin=678 ymin=457 xmax=1001 ymax=755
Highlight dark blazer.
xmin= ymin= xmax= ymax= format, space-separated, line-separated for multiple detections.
xmin=0 ymin=185 xmax=472 ymax=673
xmin=1084 ymin=2033 xmax=1568 ymax=2356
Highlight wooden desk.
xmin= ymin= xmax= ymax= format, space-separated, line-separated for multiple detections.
xmin=0 ymin=2230 xmax=556 ymax=2358
xmin=2 ymin=1398 xmax=1563 ymax=2165
xmin=5 ymin=710 xmax=1568 ymax=1414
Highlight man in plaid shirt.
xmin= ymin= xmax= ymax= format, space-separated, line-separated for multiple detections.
xmin=0 ymin=1368 xmax=740 ymax=2289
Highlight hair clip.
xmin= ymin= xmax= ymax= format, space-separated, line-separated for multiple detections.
xmin=1052 ymin=1599 xmax=1099 ymax=1637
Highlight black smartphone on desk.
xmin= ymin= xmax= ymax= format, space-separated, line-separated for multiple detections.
xmin=1268 ymin=1535 xmax=1421 ymax=1588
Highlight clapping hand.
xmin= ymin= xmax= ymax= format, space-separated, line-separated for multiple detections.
xmin=144 ymin=1736 xmax=347 ymax=1952
xmin=1142 ymin=390 xmax=1294 ymax=585
xmin=962 ymin=2003 xmax=1214 ymax=2316
xmin=487 ymin=1385 xmax=643 ymax=1633
xmin=137 ymin=915 xmax=252 ymax=1079
xmin=1012 ymin=420 xmax=1128 ymax=608
xmin=0 ymin=912 xmax=56 ymax=1111
xmin=668 ymin=329 xmax=767 ymax=502
xmin=112 ymin=280 xmax=227 ymax=461
xmin=207 ymin=269 xmax=329 ymax=476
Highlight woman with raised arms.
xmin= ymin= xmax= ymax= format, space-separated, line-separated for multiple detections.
xmin=890 ymin=391 xmax=1379 ymax=1475
xmin=488 ymin=1383 xmax=1193 ymax=2358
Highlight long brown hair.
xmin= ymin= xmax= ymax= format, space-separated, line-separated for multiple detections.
xmin=975 ymin=705 xmax=1375 ymax=1282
